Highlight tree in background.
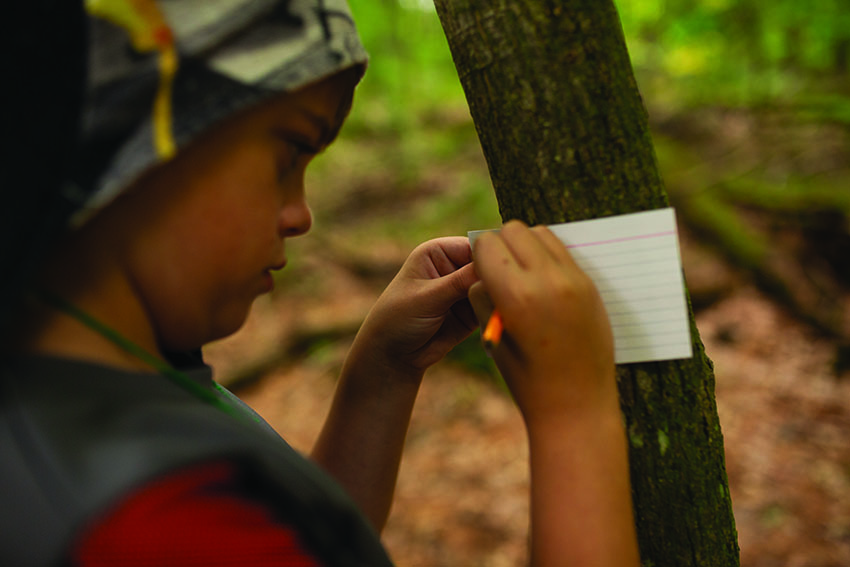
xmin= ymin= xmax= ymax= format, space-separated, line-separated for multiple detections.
xmin=433 ymin=1 xmax=740 ymax=565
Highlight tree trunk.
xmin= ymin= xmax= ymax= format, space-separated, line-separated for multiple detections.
xmin=433 ymin=1 xmax=740 ymax=565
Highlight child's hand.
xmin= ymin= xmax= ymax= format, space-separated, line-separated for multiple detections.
xmin=470 ymin=220 xmax=616 ymax=424
xmin=318 ymin=237 xmax=477 ymax=528
xmin=351 ymin=236 xmax=479 ymax=378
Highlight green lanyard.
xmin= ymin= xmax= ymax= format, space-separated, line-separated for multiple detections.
xmin=35 ymin=289 xmax=255 ymax=423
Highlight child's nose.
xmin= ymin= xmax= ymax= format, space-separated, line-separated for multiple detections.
xmin=279 ymin=198 xmax=312 ymax=237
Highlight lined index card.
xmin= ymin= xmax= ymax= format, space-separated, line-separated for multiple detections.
xmin=468 ymin=208 xmax=692 ymax=364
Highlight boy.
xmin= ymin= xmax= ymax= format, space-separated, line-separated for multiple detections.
xmin=2 ymin=0 xmax=638 ymax=565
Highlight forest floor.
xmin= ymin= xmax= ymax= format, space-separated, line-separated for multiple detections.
xmin=204 ymin=226 xmax=850 ymax=567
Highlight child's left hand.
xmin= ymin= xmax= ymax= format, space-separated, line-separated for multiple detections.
xmin=348 ymin=236 xmax=479 ymax=378
xmin=315 ymin=237 xmax=478 ymax=527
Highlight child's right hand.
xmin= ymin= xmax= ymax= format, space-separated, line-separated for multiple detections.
xmin=473 ymin=222 xmax=639 ymax=567
xmin=470 ymin=220 xmax=617 ymax=425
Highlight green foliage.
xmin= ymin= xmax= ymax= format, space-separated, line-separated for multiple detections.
xmin=343 ymin=0 xmax=850 ymax=129
xmin=615 ymin=0 xmax=850 ymax=112
xmin=342 ymin=0 xmax=850 ymax=126
xmin=346 ymin=0 xmax=467 ymax=132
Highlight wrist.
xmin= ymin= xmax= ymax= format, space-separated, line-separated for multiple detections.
xmin=510 ymin=364 xmax=621 ymax=434
xmin=524 ymin=400 xmax=625 ymax=448
xmin=342 ymin=331 xmax=426 ymax=392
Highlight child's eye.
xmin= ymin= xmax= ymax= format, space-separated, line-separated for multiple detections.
xmin=273 ymin=129 xmax=322 ymax=155
xmin=275 ymin=137 xmax=322 ymax=181
xmin=289 ymin=140 xmax=322 ymax=156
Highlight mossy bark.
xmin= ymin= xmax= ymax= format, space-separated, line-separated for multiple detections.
xmin=433 ymin=1 xmax=740 ymax=565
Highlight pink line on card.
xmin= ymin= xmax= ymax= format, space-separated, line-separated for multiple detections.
xmin=566 ymin=230 xmax=677 ymax=249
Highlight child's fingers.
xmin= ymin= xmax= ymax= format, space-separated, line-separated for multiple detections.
xmin=451 ymin=296 xmax=480 ymax=334
xmin=437 ymin=236 xmax=474 ymax=267
xmin=467 ymin=281 xmax=494 ymax=327
xmin=468 ymin=283 xmax=508 ymax=358
xmin=530 ymin=225 xmax=582 ymax=269
xmin=422 ymin=237 xmax=473 ymax=277
xmin=499 ymin=220 xmax=557 ymax=271
xmin=443 ymin=262 xmax=479 ymax=304
xmin=472 ymin=231 xmax=524 ymax=284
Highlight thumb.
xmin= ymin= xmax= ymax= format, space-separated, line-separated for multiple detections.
xmin=427 ymin=262 xmax=478 ymax=309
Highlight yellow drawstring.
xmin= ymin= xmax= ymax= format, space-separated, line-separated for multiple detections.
xmin=153 ymin=44 xmax=177 ymax=158
xmin=86 ymin=0 xmax=178 ymax=159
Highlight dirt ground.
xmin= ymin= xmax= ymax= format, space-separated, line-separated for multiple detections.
xmin=205 ymin=236 xmax=850 ymax=566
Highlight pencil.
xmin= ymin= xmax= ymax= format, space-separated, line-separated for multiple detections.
xmin=482 ymin=309 xmax=504 ymax=353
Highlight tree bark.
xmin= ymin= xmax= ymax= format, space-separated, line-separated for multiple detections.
xmin=433 ymin=1 xmax=740 ymax=565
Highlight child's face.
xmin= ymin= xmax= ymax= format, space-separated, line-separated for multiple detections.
xmin=113 ymin=69 xmax=358 ymax=350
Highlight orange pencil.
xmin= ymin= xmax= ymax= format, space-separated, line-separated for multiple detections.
xmin=482 ymin=309 xmax=504 ymax=354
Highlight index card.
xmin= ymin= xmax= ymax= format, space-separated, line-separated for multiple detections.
xmin=468 ymin=208 xmax=692 ymax=364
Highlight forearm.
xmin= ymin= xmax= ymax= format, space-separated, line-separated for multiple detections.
xmin=309 ymin=237 xmax=476 ymax=532
xmin=469 ymin=223 xmax=637 ymax=564
xmin=526 ymin=408 xmax=640 ymax=567
xmin=311 ymin=339 xmax=423 ymax=533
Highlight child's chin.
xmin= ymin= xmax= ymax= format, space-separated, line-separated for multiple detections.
xmin=214 ymin=308 xmax=254 ymax=342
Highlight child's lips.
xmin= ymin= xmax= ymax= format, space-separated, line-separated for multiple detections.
xmin=261 ymin=260 xmax=286 ymax=292
xmin=261 ymin=270 xmax=275 ymax=292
